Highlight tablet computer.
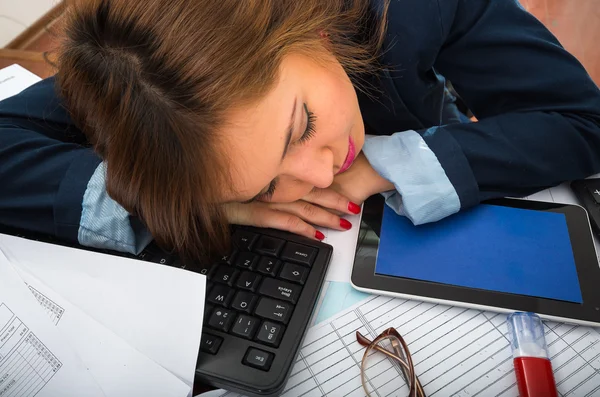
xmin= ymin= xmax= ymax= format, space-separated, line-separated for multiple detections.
xmin=351 ymin=195 xmax=600 ymax=327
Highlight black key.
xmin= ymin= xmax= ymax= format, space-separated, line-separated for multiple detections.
xmin=218 ymin=250 xmax=238 ymax=265
xmin=236 ymin=271 xmax=261 ymax=292
xmin=203 ymin=304 xmax=214 ymax=322
xmin=231 ymin=291 xmax=258 ymax=313
xmin=243 ymin=348 xmax=274 ymax=371
xmin=258 ymin=278 xmax=300 ymax=304
xmin=137 ymin=251 xmax=154 ymax=261
xmin=207 ymin=284 xmax=234 ymax=307
xmin=279 ymin=262 xmax=309 ymax=285
xmin=196 ymin=263 xmax=215 ymax=278
xmin=208 ymin=308 xmax=235 ymax=332
xmin=253 ymin=236 xmax=285 ymax=257
xmin=145 ymin=245 xmax=176 ymax=265
xmin=153 ymin=255 xmax=175 ymax=266
xmin=256 ymin=257 xmax=281 ymax=277
xmin=587 ymin=180 xmax=600 ymax=204
xmin=256 ymin=321 xmax=285 ymax=348
xmin=235 ymin=251 xmax=258 ymax=270
xmin=233 ymin=230 xmax=259 ymax=251
xmin=212 ymin=266 xmax=239 ymax=287
xmin=280 ymin=242 xmax=317 ymax=266
xmin=254 ymin=297 xmax=292 ymax=324
xmin=231 ymin=315 xmax=259 ymax=339
xmin=200 ymin=333 xmax=223 ymax=355
xmin=171 ymin=259 xmax=185 ymax=269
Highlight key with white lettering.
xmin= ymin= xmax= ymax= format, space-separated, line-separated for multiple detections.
xmin=231 ymin=291 xmax=258 ymax=313
xmin=256 ymin=321 xmax=285 ymax=347
xmin=235 ymin=251 xmax=258 ymax=270
xmin=200 ymin=333 xmax=223 ymax=355
xmin=258 ymin=277 xmax=300 ymax=304
xmin=212 ymin=265 xmax=239 ymax=287
xmin=243 ymin=348 xmax=274 ymax=371
xmin=279 ymin=262 xmax=308 ymax=285
xmin=254 ymin=297 xmax=293 ymax=324
xmin=231 ymin=314 xmax=259 ymax=339
xmin=208 ymin=308 xmax=235 ymax=332
xmin=235 ymin=271 xmax=261 ymax=292
xmin=256 ymin=256 xmax=281 ymax=277
xmin=207 ymin=284 xmax=234 ymax=307
xmin=233 ymin=229 xmax=259 ymax=251
xmin=280 ymin=242 xmax=317 ymax=266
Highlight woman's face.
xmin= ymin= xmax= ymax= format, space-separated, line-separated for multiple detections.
xmin=220 ymin=52 xmax=364 ymax=204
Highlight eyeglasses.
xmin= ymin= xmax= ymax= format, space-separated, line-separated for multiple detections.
xmin=356 ymin=327 xmax=426 ymax=397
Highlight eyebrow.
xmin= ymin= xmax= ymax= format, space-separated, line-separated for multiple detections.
xmin=242 ymin=98 xmax=297 ymax=203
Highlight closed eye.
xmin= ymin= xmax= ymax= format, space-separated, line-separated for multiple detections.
xmin=297 ymin=103 xmax=316 ymax=144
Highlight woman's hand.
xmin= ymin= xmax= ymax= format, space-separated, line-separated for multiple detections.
xmin=329 ymin=152 xmax=394 ymax=204
xmin=223 ymin=188 xmax=361 ymax=240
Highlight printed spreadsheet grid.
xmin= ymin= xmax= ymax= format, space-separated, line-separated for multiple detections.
xmin=216 ymin=295 xmax=600 ymax=397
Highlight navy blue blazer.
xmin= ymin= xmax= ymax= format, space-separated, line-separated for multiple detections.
xmin=1 ymin=0 xmax=599 ymax=253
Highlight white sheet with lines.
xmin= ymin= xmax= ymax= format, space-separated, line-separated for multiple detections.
xmin=214 ymin=295 xmax=600 ymax=397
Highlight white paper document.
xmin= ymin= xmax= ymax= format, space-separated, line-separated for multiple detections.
xmin=0 ymin=64 xmax=41 ymax=101
xmin=11 ymin=263 xmax=191 ymax=397
xmin=0 ymin=234 xmax=206 ymax=388
xmin=0 ymin=251 xmax=105 ymax=397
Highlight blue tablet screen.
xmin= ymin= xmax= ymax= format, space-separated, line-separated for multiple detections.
xmin=375 ymin=204 xmax=583 ymax=303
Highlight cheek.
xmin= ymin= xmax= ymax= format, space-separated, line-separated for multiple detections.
xmin=316 ymin=81 xmax=358 ymax=133
xmin=269 ymin=179 xmax=314 ymax=202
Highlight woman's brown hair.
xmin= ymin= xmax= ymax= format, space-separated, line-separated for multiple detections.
xmin=56 ymin=0 xmax=389 ymax=261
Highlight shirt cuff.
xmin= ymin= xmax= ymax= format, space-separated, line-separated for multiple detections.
xmin=362 ymin=131 xmax=463 ymax=225
xmin=54 ymin=149 xmax=102 ymax=241
xmin=78 ymin=162 xmax=152 ymax=254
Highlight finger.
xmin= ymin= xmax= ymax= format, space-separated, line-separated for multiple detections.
xmin=268 ymin=201 xmax=352 ymax=231
xmin=227 ymin=202 xmax=325 ymax=240
xmin=303 ymin=187 xmax=361 ymax=215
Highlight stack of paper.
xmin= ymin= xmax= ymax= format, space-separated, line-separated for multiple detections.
xmin=0 ymin=234 xmax=206 ymax=397
xmin=0 ymin=63 xmax=207 ymax=396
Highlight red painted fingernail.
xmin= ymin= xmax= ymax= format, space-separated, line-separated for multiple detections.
xmin=340 ymin=219 xmax=352 ymax=230
xmin=348 ymin=202 xmax=361 ymax=214
xmin=315 ymin=230 xmax=325 ymax=240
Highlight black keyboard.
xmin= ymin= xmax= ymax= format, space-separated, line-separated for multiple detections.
xmin=0 ymin=225 xmax=332 ymax=397
xmin=193 ymin=227 xmax=332 ymax=396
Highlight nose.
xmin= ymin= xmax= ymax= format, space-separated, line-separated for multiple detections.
xmin=288 ymin=148 xmax=335 ymax=189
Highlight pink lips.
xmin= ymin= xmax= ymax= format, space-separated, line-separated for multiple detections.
xmin=337 ymin=137 xmax=356 ymax=174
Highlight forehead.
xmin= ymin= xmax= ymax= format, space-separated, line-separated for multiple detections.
xmin=219 ymin=61 xmax=297 ymax=202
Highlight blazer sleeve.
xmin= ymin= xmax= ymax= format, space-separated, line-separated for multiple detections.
xmin=0 ymin=78 xmax=151 ymax=253
xmin=363 ymin=0 xmax=600 ymax=224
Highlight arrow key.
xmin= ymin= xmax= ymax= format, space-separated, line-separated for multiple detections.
xmin=254 ymin=297 xmax=292 ymax=324
xmin=279 ymin=262 xmax=308 ymax=285
xmin=235 ymin=271 xmax=261 ymax=292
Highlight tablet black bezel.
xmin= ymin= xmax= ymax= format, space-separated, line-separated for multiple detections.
xmin=351 ymin=196 xmax=600 ymax=324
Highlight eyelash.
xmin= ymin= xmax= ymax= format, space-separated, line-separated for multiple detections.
xmin=297 ymin=105 xmax=316 ymax=144
xmin=260 ymin=105 xmax=314 ymax=201
xmin=261 ymin=178 xmax=278 ymax=200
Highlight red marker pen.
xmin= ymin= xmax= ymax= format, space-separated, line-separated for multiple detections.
xmin=506 ymin=312 xmax=558 ymax=397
